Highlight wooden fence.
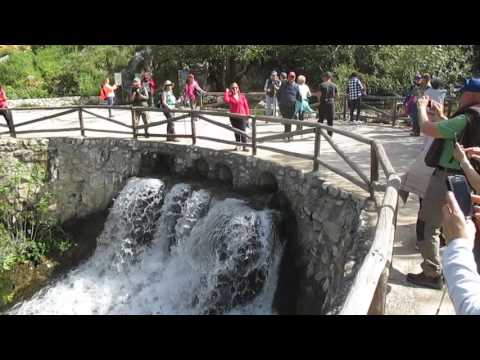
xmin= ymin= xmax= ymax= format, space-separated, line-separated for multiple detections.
xmin=1 ymin=104 xmax=400 ymax=315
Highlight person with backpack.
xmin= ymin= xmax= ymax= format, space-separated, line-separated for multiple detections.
xmin=129 ymin=78 xmax=150 ymax=138
xmin=264 ymin=71 xmax=281 ymax=116
xmin=406 ymin=77 xmax=480 ymax=290
xmin=0 ymin=84 xmax=14 ymax=136
xmin=99 ymin=78 xmax=118 ymax=118
xmin=160 ymin=80 xmax=179 ymax=142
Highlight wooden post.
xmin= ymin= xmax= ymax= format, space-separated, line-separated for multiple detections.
xmin=370 ymin=146 xmax=379 ymax=200
xmin=131 ymin=106 xmax=137 ymax=139
xmin=191 ymin=110 xmax=197 ymax=145
xmin=392 ymin=99 xmax=398 ymax=127
xmin=371 ymin=146 xmax=379 ymax=183
xmin=78 ymin=108 xmax=85 ymax=137
xmin=313 ymin=127 xmax=321 ymax=172
xmin=251 ymin=116 xmax=257 ymax=156
xmin=343 ymin=95 xmax=347 ymax=121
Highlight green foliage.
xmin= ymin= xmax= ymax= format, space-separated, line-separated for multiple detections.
xmin=0 ymin=45 xmax=476 ymax=97
xmin=0 ymin=161 xmax=72 ymax=273
xmin=0 ymin=45 xmax=135 ymax=99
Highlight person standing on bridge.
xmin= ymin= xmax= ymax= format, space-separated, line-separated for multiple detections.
xmin=0 ymin=84 xmax=14 ymax=136
xmin=184 ymin=73 xmax=206 ymax=112
xmin=141 ymin=72 xmax=157 ymax=108
xmin=346 ymin=72 xmax=365 ymax=124
xmin=294 ymin=75 xmax=314 ymax=132
xmin=317 ymin=72 xmax=338 ymax=137
xmin=264 ymin=71 xmax=281 ymax=116
xmin=406 ymin=78 xmax=480 ymax=290
xmin=130 ymin=78 xmax=150 ymax=138
xmin=224 ymin=82 xmax=251 ymax=152
xmin=161 ymin=80 xmax=179 ymax=142
xmin=100 ymin=78 xmax=118 ymax=118
xmin=278 ymin=72 xmax=301 ymax=141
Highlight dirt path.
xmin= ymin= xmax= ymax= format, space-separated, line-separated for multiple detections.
xmin=2 ymin=108 xmax=456 ymax=314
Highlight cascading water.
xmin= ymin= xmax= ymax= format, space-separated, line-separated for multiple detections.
xmin=8 ymin=177 xmax=283 ymax=315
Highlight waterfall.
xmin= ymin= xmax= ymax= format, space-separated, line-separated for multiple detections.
xmin=8 ymin=177 xmax=283 ymax=315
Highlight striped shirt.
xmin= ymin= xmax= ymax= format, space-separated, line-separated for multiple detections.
xmin=347 ymin=77 xmax=364 ymax=100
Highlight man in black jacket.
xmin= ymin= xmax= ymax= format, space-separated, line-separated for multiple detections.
xmin=277 ymin=72 xmax=301 ymax=141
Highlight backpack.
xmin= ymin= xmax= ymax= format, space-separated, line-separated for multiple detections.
xmin=425 ymin=106 xmax=480 ymax=170
xmin=99 ymin=86 xmax=107 ymax=101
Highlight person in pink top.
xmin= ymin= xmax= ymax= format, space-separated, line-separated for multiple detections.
xmin=224 ymin=82 xmax=251 ymax=152
xmin=184 ymin=73 xmax=206 ymax=111
xmin=0 ymin=84 xmax=14 ymax=136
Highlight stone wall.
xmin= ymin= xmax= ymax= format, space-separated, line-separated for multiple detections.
xmin=8 ymin=96 xmax=100 ymax=108
xmin=0 ymin=137 xmax=377 ymax=314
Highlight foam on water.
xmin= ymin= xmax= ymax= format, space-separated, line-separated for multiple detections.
xmin=8 ymin=178 xmax=283 ymax=315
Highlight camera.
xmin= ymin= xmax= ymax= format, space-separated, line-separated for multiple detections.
xmin=446 ymin=175 xmax=473 ymax=218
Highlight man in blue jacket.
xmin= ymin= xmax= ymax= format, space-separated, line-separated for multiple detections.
xmin=277 ymin=72 xmax=301 ymax=141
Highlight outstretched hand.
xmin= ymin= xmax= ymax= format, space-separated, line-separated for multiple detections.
xmin=454 ymin=142 xmax=468 ymax=164
xmin=442 ymin=192 xmax=480 ymax=248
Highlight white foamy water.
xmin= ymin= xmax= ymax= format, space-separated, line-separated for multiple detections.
xmin=8 ymin=178 xmax=283 ymax=315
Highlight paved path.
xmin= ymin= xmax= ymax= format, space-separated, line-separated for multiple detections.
xmin=2 ymin=107 xmax=456 ymax=314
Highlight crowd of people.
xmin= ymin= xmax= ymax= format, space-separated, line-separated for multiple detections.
xmin=401 ymin=76 xmax=480 ymax=315
xmin=2 ymin=62 xmax=480 ymax=314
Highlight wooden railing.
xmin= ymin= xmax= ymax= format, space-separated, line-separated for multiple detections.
xmin=1 ymin=104 xmax=400 ymax=314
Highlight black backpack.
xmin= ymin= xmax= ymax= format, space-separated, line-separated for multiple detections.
xmin=425 ymin=105 xmax=480 ymax=171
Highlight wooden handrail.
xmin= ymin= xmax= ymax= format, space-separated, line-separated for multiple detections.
xmin=2 ymin=104 xmax=400 ymax=315
xmin=339 ymin=174 xmax=400 ymax=315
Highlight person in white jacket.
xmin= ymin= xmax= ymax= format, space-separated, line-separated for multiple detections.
xmin=442 ymin=191 xmax=480 ymax=315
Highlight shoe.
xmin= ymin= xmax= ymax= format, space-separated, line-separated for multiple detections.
xmin=233 ymin=146 xmax=239 ymax=151
xmin=242 ymin=146 xmax=249 ymax=152
xmin=145 ymin=133 xmax=150 ymax=139
xmin=167 ymin=138 xmax=180 ymax=142
xmin=406 ymin=272 xmax=443 ymax=290
xmin=410 ymin=132 xmax=420 ymax=137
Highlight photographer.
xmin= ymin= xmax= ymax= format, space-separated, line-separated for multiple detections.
xmin=441 ymin=191 xmax=480 ymax=315
xmin=407 ymin=78 xmax=480 ymax=290
xmin=129 ymin=78 xmax=150 ymax=138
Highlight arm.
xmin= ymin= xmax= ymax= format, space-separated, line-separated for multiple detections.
xmin=161 ymin=92 xmax=169 ymax=109
xmin=224 ymin=90 xmax=233 ymax=105
xmin=443 ymin=239 xmax=480 ymax=315
xmin=442 ymin=192 xmax=480 ymax=315
xmin=417 ymin=96 xmax=445 ymax=138
xmin=264 ymin=79 xmax=269 ymax=93
xmin=454 ymin=143 xmax=480 ymax=193
xmin=243 ymin=96 xmax=250 ymax=115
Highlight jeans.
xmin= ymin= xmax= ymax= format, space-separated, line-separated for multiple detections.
xmin=107 ymin=97 xmax=114 ymax=117
xmin=265 ymin=95 xmax=278 ymax=117
xmin=164 ymin=111 xmax=175 ymax=140
xmin=348 ymin=98 xmax=361 ymax=122
xmin=0 ymin=109 xmax=14 ymax=136
xmin=319 ymin=102 xmax=335 ymax=136
xmin=280 ymin=102 xmax=296 ymax=134
xmin=230 ymin=117 xmax=247 ymax=143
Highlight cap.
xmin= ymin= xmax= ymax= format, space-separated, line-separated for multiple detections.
xmin=164 ymin=80 xmax=173 ymax=86
xmin=460 ymin=78 xmax=480 ymax=93
xmin=415 ymin=75 xmax=422 ymax=80
xmin=133 ymin=78 xmax=141 ymax=83
xmin=271 ymin=71 xmax=277 ymax=76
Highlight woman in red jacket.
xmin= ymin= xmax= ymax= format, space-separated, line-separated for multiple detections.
xmin=224 ymin=82 xmax=251 ymax=152
xmin=0 ymin=84 xmax=14 ymax=136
